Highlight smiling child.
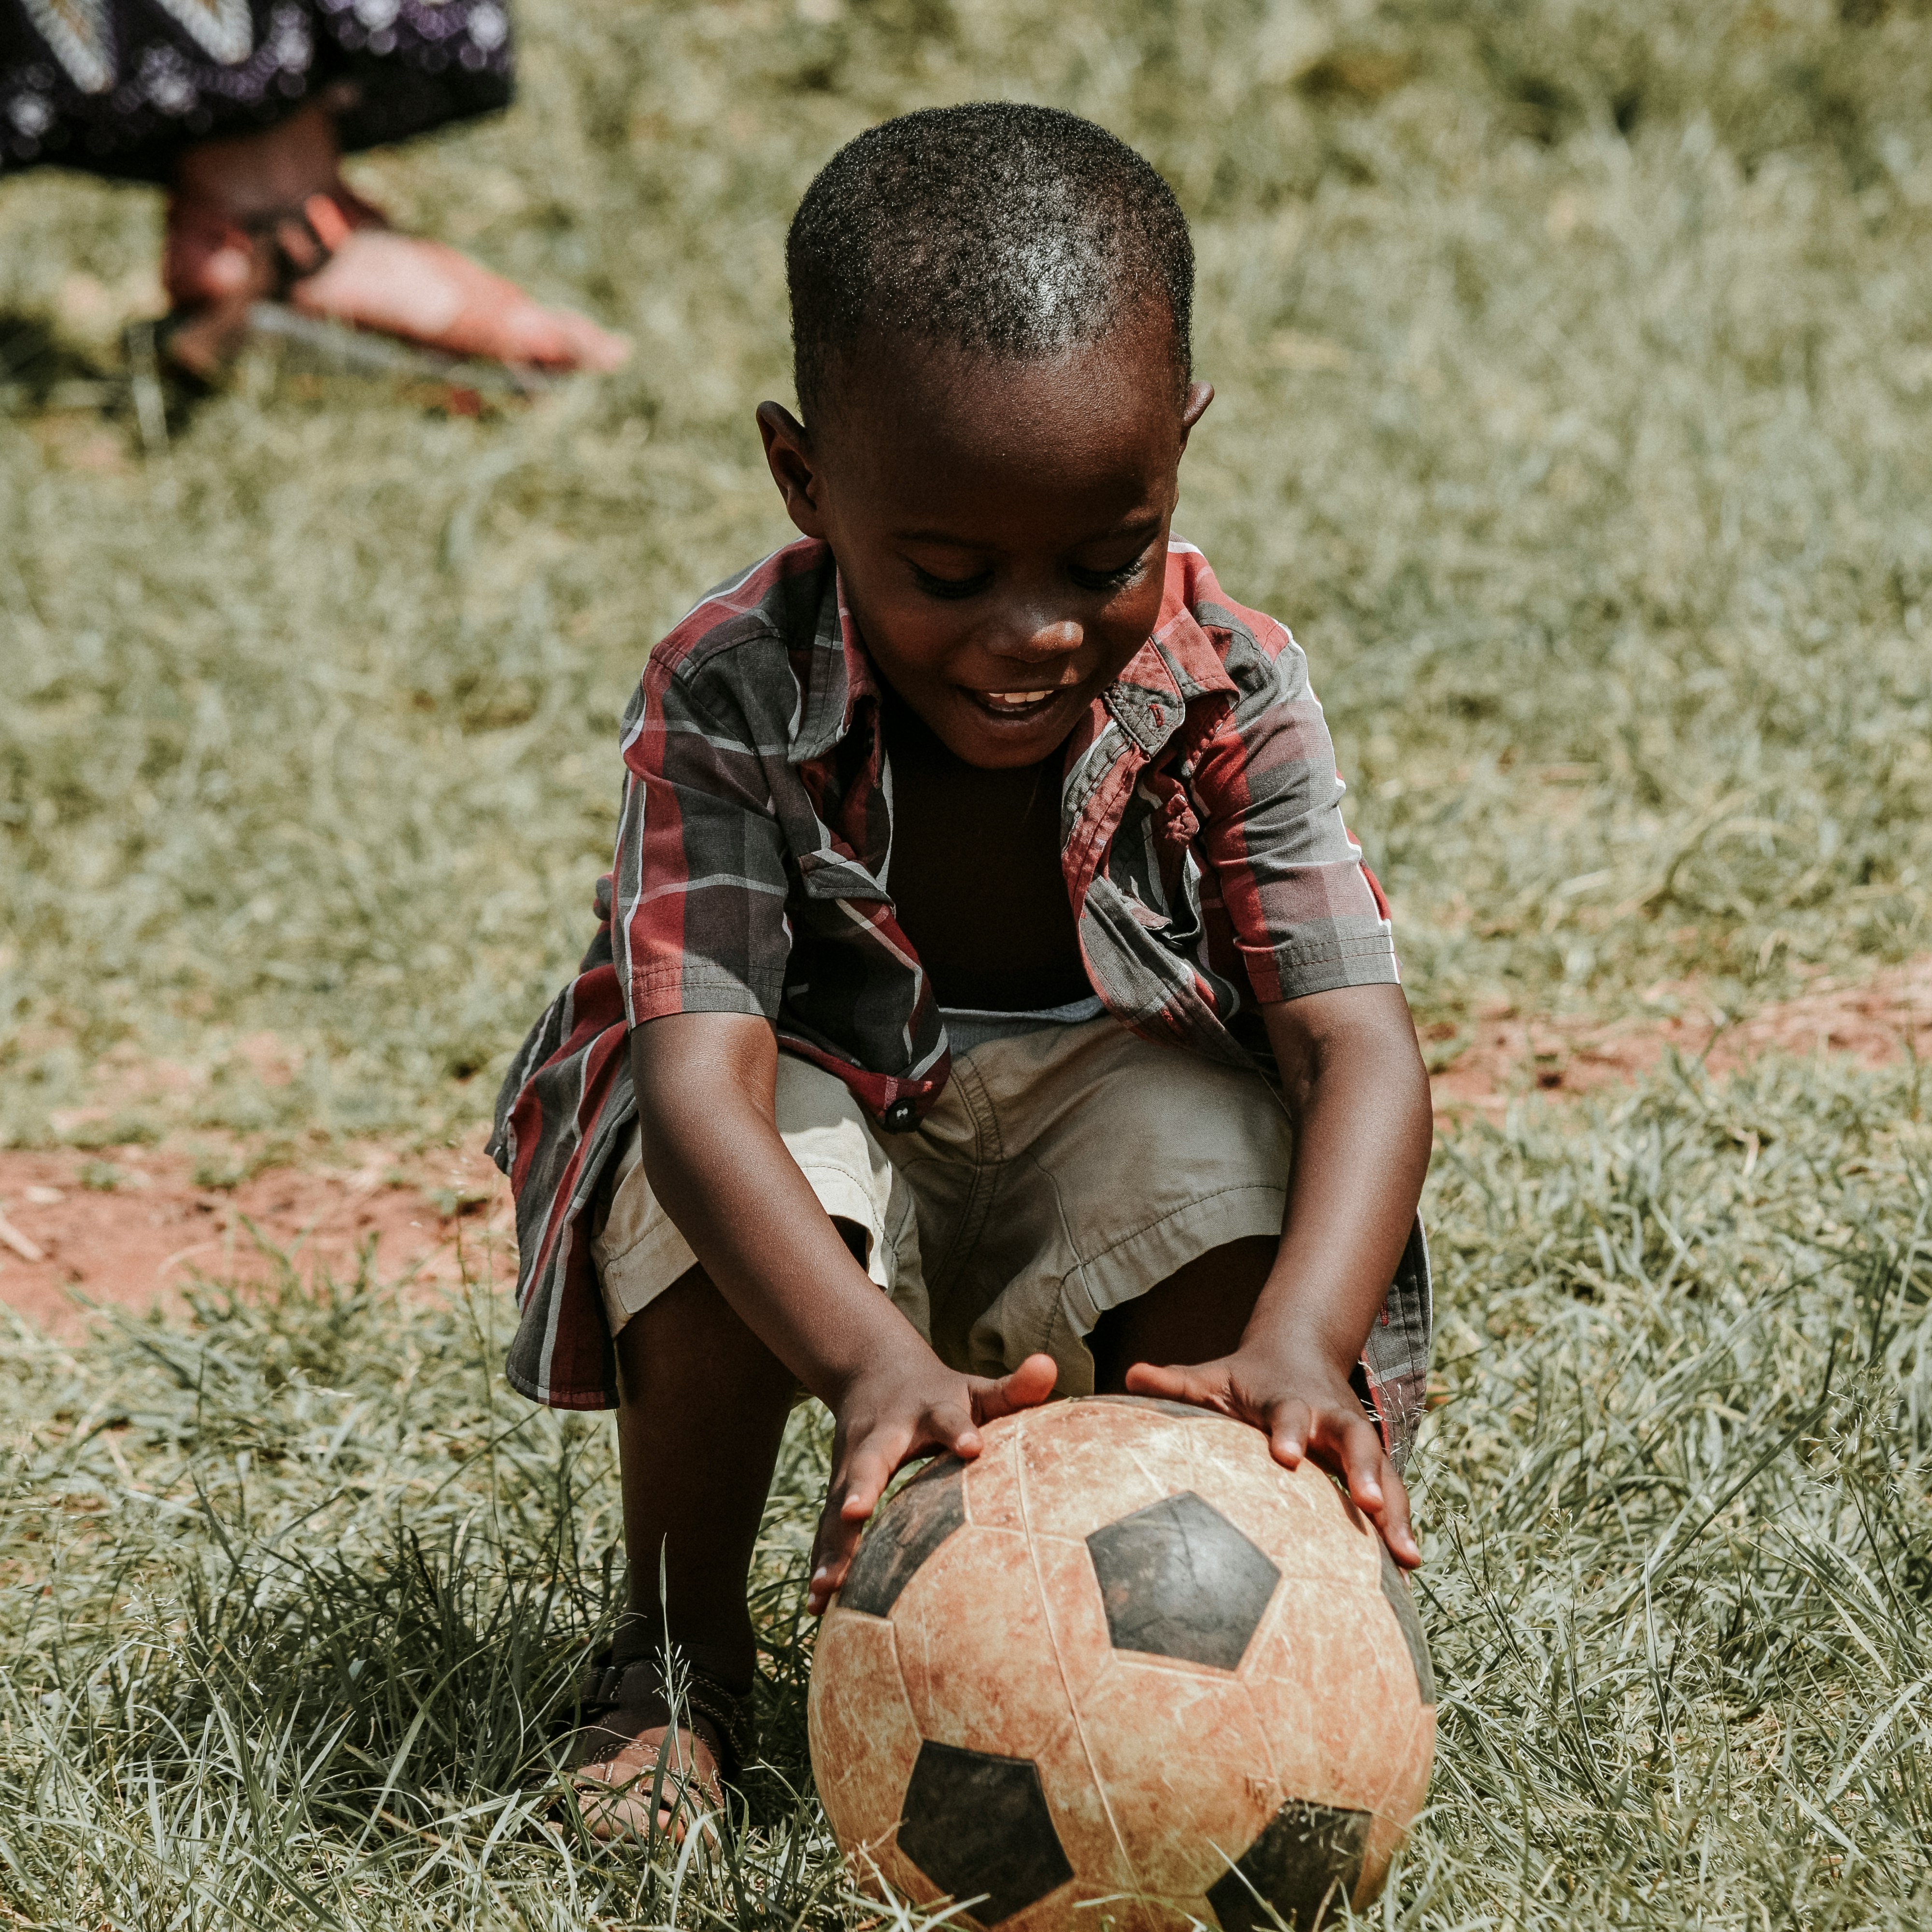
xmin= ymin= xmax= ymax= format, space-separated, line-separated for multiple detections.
xmin=490 ymin=102 xmax=1434 ymax=1836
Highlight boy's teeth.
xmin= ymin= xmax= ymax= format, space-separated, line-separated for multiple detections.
xmin=986 ymin=690 xmax=1054 ymax=706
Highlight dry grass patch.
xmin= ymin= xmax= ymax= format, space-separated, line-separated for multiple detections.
xmin=5 ymin=1 xmax=1932 ymax=1925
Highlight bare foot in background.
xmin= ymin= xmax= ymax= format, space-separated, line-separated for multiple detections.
xmin=162 ymin=102 xmax=628 ymax=375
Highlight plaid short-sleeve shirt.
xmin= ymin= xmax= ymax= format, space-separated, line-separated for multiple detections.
xmin=491 ymin=539 xmax=1432 ymax=1464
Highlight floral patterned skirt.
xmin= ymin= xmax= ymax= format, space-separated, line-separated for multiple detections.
xmin=1 ymin=0 xmax=514 ymax=182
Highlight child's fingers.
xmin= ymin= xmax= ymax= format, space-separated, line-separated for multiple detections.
xmin=1264 ymin=1397 xmax=1313 ymax=1469
xmin=810 ymin=1389 xmax=987 ymax=1610
xmin=1314 ymin=1408 xmax=1421 ymax=1568
xmin=1122 ymin=1359 xmax=1211 ymax=1404
xmin=806 ymin=1525 xmax=859 ymax=1615
xmin=973 ymin=1353 xmax=1058 ymax=1421
xmin=835 ymin=1438 xmax=900 ymax=1525
xmin=1374 ymin=1470 xmax=1422 ymax=1569
xmin=808 ymin=1435 xmax=899 ymax=1611
xmin=807 ymin=1502 xmax=866 ymax=1605
xmin=1331 ymin=1410 xmax=1387 ymax=1515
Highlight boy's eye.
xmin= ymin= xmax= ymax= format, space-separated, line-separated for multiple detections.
xmin=1069 ymin=552 xmax=1151 ymax=595
xmin=910 ymin=564 xmax=994 ymax=601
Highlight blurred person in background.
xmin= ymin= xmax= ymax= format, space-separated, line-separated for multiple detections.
xmin=0 ymin=0 xmax=627 ymax=374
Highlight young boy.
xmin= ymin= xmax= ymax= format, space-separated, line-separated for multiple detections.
xmin=491 ymin=102 xmax=1434 ymax=1835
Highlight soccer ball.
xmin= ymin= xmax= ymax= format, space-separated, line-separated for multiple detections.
xmin=808 ymin=1395 xmax=1435 ymax=1932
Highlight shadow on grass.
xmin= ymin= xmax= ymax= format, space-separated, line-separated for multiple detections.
xmin=0 ymin=308 xmax=147 ymax=430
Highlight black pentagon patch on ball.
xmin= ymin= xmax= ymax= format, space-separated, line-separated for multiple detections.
xmin=838 ymin=1456 xmax=966 ymax=1618
xmin=897 ymin=1740 xmax=1074 ymax=1926
xmin=1207 ymin=1798 xmax=1370 ymax=1932
xmin=1085 ymin=1490 xmax=1280 ymax=1672
xmin=1378 ymin=1542 xmax=1435 ymax=1705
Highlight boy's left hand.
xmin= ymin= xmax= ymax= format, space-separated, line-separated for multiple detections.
xmin=1124 ymin=1347 xmax=1420 ymax=1568
xmin=1127 ymin=984 xmax=1432 ymax=1572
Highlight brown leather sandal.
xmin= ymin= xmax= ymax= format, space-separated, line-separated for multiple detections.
xmin=157 ymin=186 xmax=384 ymax=380
xmin=560 ymin=1626 xmax=758 ymax=1844
xmin=157 ymin=182 xmax=627 ymax=382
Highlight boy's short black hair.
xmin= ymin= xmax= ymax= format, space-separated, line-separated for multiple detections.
xmin=787 ymin=102 xmax=1194 ymax=418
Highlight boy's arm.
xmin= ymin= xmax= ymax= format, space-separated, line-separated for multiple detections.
xmin=1124 ymin=982 xmax=1432 ymax=1566
xmin=631 ymin=1012 xmax=1056 ymax=1612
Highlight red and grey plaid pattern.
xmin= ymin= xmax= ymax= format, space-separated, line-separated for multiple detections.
xmin=490 ymin=539 xmax=1430 ymax=1468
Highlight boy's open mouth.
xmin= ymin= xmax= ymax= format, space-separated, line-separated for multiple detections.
xmin=967 ymin=688 xmax=1064 ymax=720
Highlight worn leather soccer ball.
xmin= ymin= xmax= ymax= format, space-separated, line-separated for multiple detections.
xmin=808 ymin=1394 xmax=1435 ymax=1932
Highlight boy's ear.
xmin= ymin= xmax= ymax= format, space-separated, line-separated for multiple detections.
xmin=1178 ymin=380 xmax=1215 ymax=447
xmin=757 ymin=401 xmax=829 ymax=539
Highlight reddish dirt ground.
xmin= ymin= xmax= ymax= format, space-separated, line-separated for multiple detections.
xmin=1430 ymin=954 xmax=1932 ymax=1113
xmin=0 ymin=1129 xmax=513 ymax=1335
xmin=1 ymin=955 xmax=1926 ymax=1334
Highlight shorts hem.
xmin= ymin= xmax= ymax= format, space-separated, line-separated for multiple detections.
xmin=965 ymin=1182 xmax=1286 ymax=1390
xmin=596 ymin=1156 xmax=894 ymax=1335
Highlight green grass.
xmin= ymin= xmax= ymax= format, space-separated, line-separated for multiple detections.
xmin=0 ymin=1261 xmax=849 ymax=1928
xmin=4 ymin=0 xmax=1932 ymax=1924
xmin=5 ymin=1060 xmax=1930 ymax=1927
xmin=5 ymin=0 xmax=1930 ymax=1142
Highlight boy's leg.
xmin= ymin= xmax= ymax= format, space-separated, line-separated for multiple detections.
xmin=573 ymin=1262 xmax=796 ymax=1830
xmin=1085 ymin=1236 xmax=1275 ymax=1393
xmin=614 ymin=1264 xmax=798 ymax=1678
xmin=577 ymin=1218 xmax=870 ymax=1832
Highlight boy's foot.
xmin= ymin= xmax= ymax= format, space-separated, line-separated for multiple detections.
xmin=568 ymin=1719 xmax=723 ymax=1842
xmin=562 ymin=1646 xmax=757 ymax=1842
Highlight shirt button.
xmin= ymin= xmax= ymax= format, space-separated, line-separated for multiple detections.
xmin=883 ymin=1099 xmax=918 ymax=1131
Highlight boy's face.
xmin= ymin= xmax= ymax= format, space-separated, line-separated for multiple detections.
xmin=758 ymin=310 xmax=1213 ymax=769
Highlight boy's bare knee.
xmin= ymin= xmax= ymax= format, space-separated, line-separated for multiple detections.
xmin=615 ymin=1262 xmax=792 ymax=1399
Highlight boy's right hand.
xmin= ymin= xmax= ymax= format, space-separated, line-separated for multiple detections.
xmin=628 ymin=1016 xmax=1056 ymax=1614
xmin=808 ymin=1349 xmax=1057 ymax=1614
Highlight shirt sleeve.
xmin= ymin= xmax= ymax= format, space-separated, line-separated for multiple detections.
xmin=610 ymin=640 xmax=795 ymax=1026
xmin=1191 ymin=619 xmax=1398 ymax=1003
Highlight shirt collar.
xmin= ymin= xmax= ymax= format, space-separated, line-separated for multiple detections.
xmin=1103 ymin=569 xmax=1239 ymax=756
xmin=790 ymin=558 xmax=878 ymax=763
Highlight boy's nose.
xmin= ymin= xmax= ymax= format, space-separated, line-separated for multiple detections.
xmin=988 ymin=612 xmax=1083 ymax=669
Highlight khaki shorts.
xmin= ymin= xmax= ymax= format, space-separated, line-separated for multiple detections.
xmin=592 ymin=1017 xmax=1293 ymax=1395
